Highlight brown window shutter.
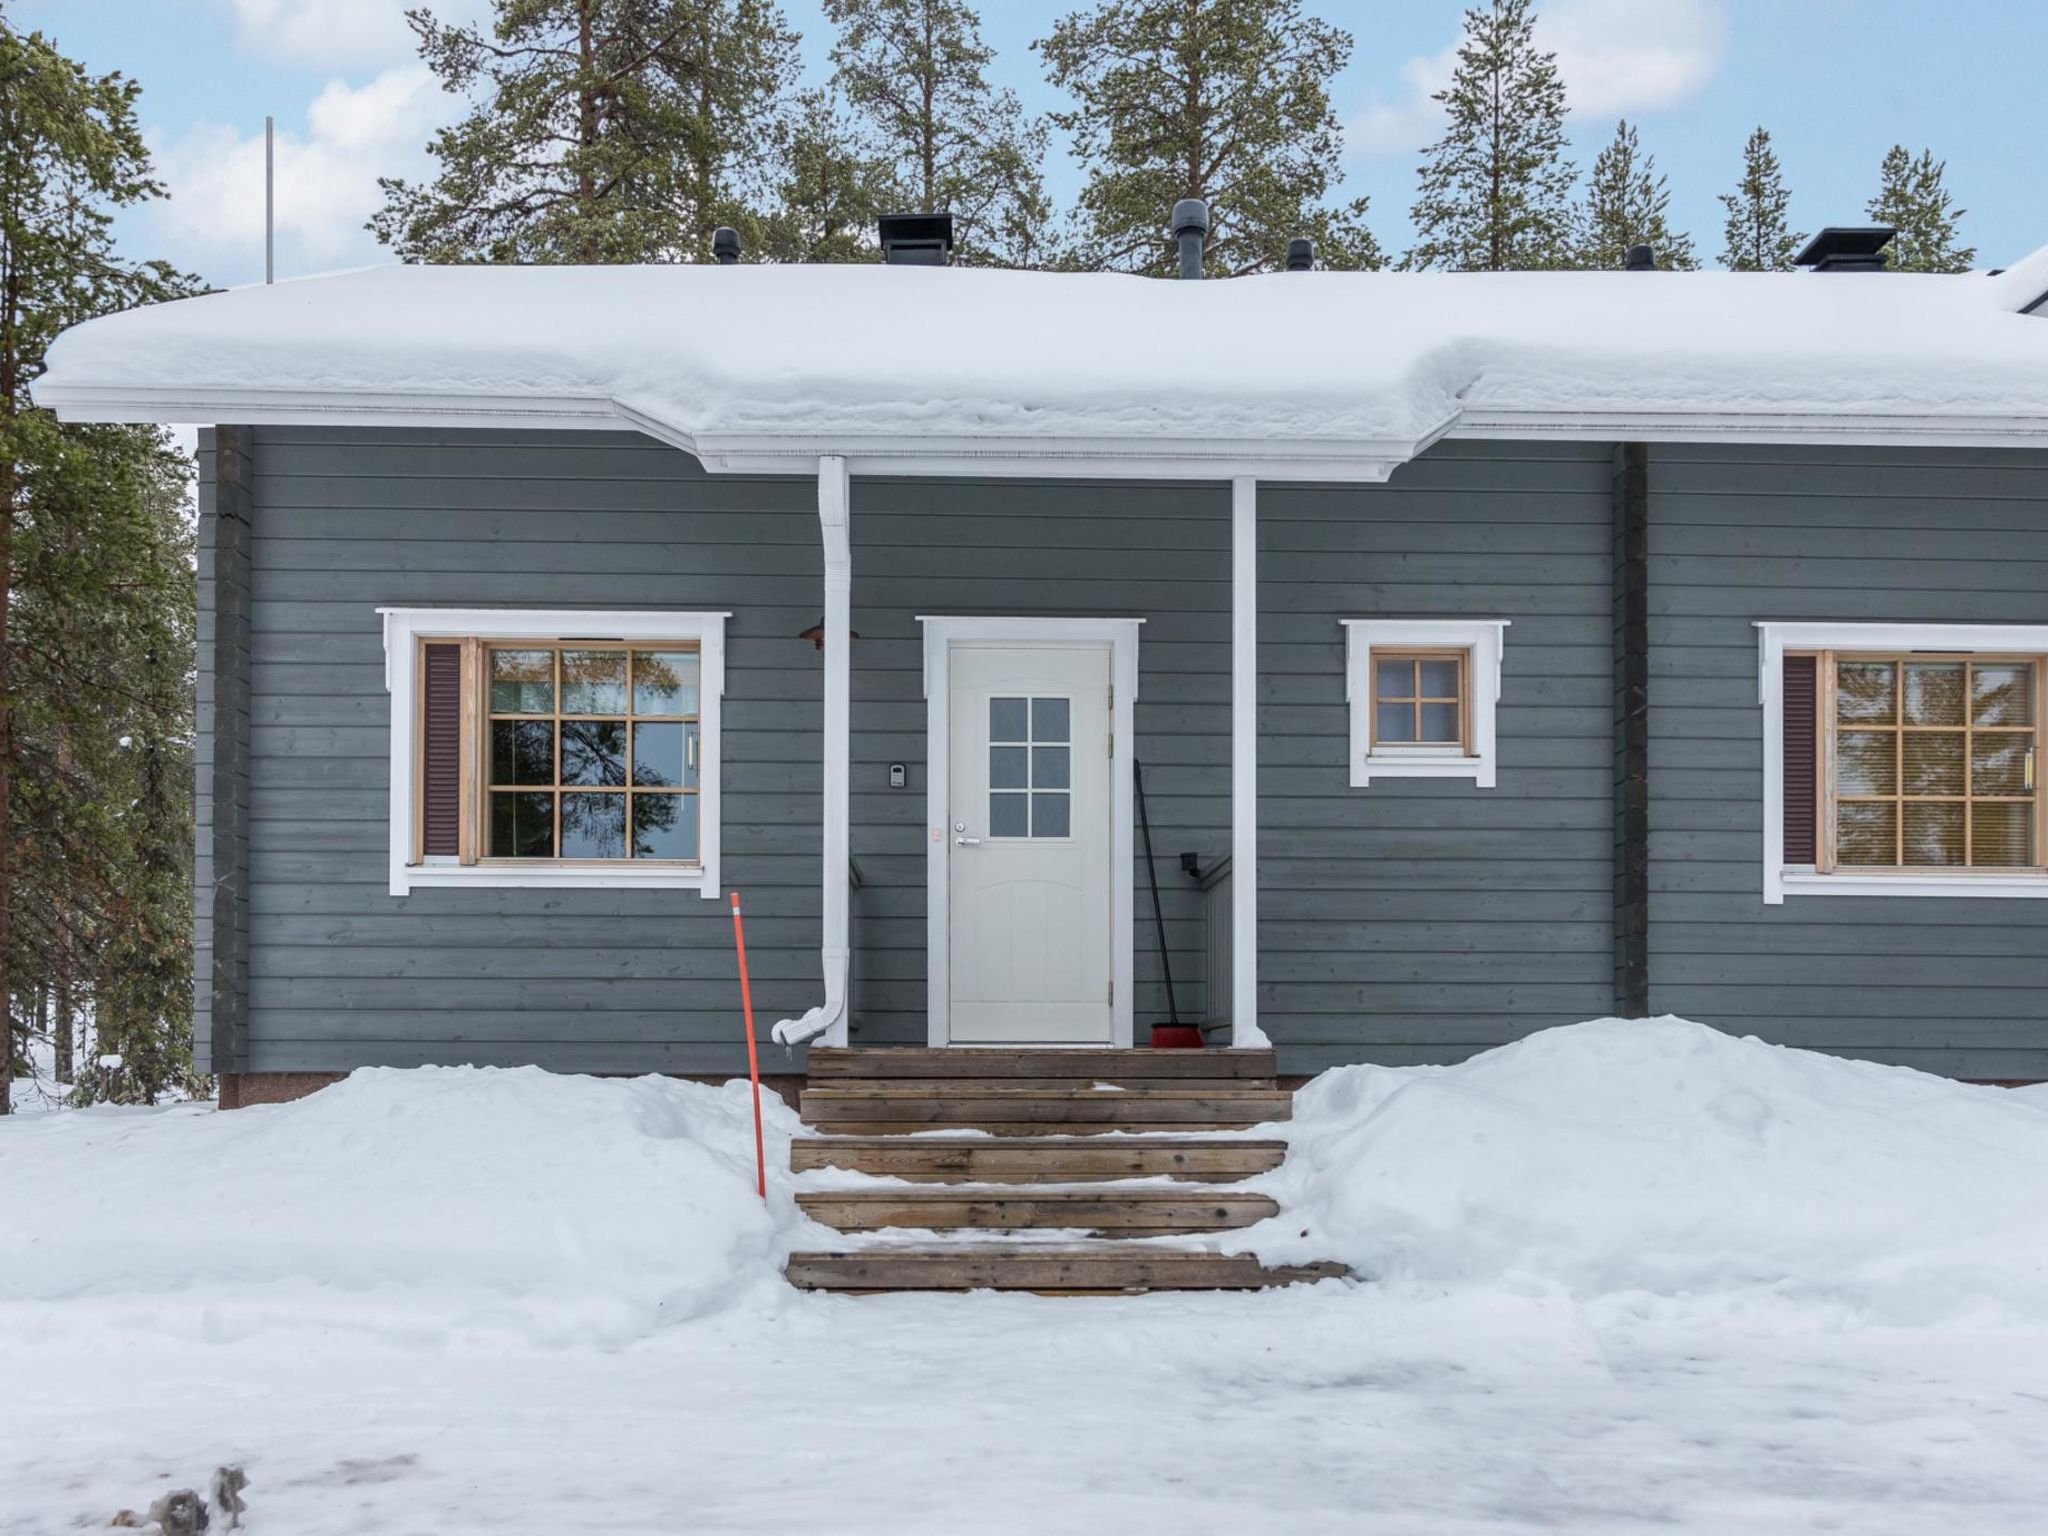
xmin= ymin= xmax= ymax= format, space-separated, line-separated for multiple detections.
xmin=421 ymin=643 xmax=463 ymax=858
xmin=1782 ymin=655 xmax=1819 ymax=864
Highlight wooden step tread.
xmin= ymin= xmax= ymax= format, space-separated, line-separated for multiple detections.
xmin=808 ymin=1048 xmax=1275 ymax=1081
xmin=800 ymin=1121 xmax=1271 ymax=1136
xmin=805 ymin=1077 xmax=1271 ymax=1095
xmin=785 ymin=1245 xmax=1347 ymax=1294
xmin=792 ymin=1136 xmax=1288 ymax=1183
xmin=800 ymin=1088 xmax=1292 ymax=1132
xmin=797 ymin=1187 xmax=1279 ymax=1234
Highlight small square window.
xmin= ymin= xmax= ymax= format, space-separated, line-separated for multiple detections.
xmin=1343 ymin=621 xmax=1507 ymax=789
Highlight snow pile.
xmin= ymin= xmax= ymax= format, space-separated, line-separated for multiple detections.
xmin=1256 ymin=1017 xmax=2048 ymax=1322
xmin=0 ymin=1067 xmax=805 ymax=1343
xmin=31 ymin=256 xmax=2048 ymax=457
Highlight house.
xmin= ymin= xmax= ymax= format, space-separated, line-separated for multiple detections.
xmin=33 ymin=215 xmax=2048 ymax=1108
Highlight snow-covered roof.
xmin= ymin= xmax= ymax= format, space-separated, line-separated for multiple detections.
xmin=32 ymin=250 xmax=2048 ymax=481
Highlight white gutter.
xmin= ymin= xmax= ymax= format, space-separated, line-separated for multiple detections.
xmin=772 ymin=456 xmax=853 ymax=1049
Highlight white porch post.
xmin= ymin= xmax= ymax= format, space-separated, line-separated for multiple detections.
xmin=1231 ymin=476 xmax=1267 ymax=1046
xmin=770 ymin=455 xmax=853 ymax=1048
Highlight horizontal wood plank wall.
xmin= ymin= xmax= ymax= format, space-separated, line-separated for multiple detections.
xmin=1255 ymin=443 xmax=1618 ymax=1075
xmin=1645 ymin=444 xmax=2048 ymax=1079
xmin=239 ymin=427 xmax=821 ymax=1074
xmin=847 ymin=475 xmax=1232 ymax=1045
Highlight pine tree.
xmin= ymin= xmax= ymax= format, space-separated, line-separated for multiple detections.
xmin=1573 ymin=119 xmax=1696 ymax=270
xmin=1867 ymin=145 xmax=1975 ymax=273
xmin=371 ymin=0 xmax=799 ymax=264
xmin=759 ymin=91 xmax=894 ymax=263
xmin=1036 ymin=0 xmax=1381 ymax=276
xmin=1717 ymin=126 xmax=1803 ymax=272
xmin=1 ymin=20 xmax=200 ymax=1108
xmin=1405 ymin=0 xmax=1575 ymax=272
xmin=824 ymin=0 xmax=1053 ymax=267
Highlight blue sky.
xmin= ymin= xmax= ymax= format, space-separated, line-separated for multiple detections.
xmin=16 ymin=0 xmax=2044 ymax=288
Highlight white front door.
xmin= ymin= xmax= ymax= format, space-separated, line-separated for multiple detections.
xmin=947 ymin=643 xmax=1114 ymax=1043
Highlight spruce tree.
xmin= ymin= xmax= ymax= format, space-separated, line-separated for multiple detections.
xmin=1036 ymin=0 xmax=1381 ymax=276
xmin=1717 ymin=126 xmax=1803 ymax=272
xmin=1 ymin=20 xmax=199 ymax=1108
xmin=371 ymin=0 xmax=799 ymax=264
xmin=1867 ymin=145 xmax=1975 ymax=273
xmin=1405 ymin=0 xmax=1575 ymax=272
xmin=824 ymin=0 xmax=1052 ymax=267
xmin=759 ymin=91 xmax=894 ymax=263
xmin=1573 ymin=119 xmax=1696 ymax=270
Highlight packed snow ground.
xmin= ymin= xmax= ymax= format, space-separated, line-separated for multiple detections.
xmin=6 ymin=1018 xmax=2048 ymax=1534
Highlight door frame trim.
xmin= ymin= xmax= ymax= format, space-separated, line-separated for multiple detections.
xmin=919 ymin=616 xmax=1142 ymax=1048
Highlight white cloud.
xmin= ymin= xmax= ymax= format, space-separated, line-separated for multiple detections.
xmin=1545 ymin=0 xmax=1728 ymax=117
xmin=147 ymin=65 xmax=449 ymax=278
xmin=222 ymin=0 xmax=421 ymax=67
xmin=1350 ymin=0 xmax=1728 ymax=159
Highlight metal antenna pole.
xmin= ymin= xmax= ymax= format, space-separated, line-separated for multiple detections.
xmin=264 ymin=115 xmax=274 ymax=284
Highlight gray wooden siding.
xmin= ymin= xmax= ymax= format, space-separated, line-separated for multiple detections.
xmin=1645 ymin=444 xmax=2048 ymax=1079
xmin=1255 ymin=443 xmax=1619 ymax=1074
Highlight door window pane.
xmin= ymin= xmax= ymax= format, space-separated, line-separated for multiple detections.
xmin=990 ymin=697 xmax=1028 ymax=742
xmin=989 ymin=792 xmax=1029 ymax=838
xmin=1031 ymin=697 xmax=1070 ymax=743
xmin=560 ymin=793 xmax=626 ymax=858
xmin=632 ymin=651 xmax=699 ymax=715
xmin=1032 ymin=746 xmax=1070 ymax=790
xmin=989 ymin=745 xmax=1029 ymax=789
xmin=632 ymin=794 xmax=697 ymax=860
xmin=490 ymin=791 xmax=555 ymax=857
xmin=490 ymin=649 xmax=553 ymax=713
xmin=1032 ymin=793 xmax=1071 ymax=837
xmin=562 ymin=650 xmax=628 ymax=714
xmin=562 ymin=720 xmax=628 ymax=786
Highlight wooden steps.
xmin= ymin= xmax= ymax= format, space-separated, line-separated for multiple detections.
xmin=798 ymin=1085 xmax=1293 ymax=1135
xmin=785 ymin=1245 xmax=1347 ymax=1294
xmin=795 ymin=1187 xmax=1280 ymax=1235
xmin=784 ymin=1047 xmax=1343 ymax=1295
xmin=791 ymin=1135 xmax=1288 ymax=1184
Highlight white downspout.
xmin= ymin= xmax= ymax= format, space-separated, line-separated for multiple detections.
xmin=772 ymin=456 xmax=852 ymax=1048
xmin=1231 ymin=475 xmax=1269 ymax=1047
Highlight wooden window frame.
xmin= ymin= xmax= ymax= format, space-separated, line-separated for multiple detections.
xmin=1759 ymin=623 xmax=2048 ymax=904
xmin=1366 ymin=647 xmax=1472 ymax=754
xmin=1813 ymin=649 xmax=2044 ymax=877
xmin=1341 ymin=619 xmax=1509 ymax=789
xmin=381 ymin=608 xmax=727 ymax=897
xmin=471 ymin=638 xmax=703 ymax=868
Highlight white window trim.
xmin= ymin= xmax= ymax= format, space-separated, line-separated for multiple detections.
xmin=379 ymin=607 xmax=728 ymax=897
xmin=1758 ymin=621 xmax=2048 ymax=903
xmin=1341 ymin=620 xmax=1509 ymax=788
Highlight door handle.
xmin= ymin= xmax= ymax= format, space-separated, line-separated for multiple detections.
xmin=954 ymin=835 xmax=982 ymax=847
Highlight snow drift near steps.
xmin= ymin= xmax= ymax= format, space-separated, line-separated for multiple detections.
xmin=0 ymin=1067 xmax=806 ymax=1343
xmin=1253 ymin=1017 xmax=2048 ymax=1322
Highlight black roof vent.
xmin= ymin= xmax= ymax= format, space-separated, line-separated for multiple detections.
xmin=1172 ymin=199 xmax=1209 ymax=280
xmin=1285 ymin=238 xmax=1314 ymax=272
xmin=711 ymin=226 xmax=740 ymax=265
xmin=879 ymin=212 xmax=954 ymax=266
xmin=1624 ymin=244 xmax=1656 ymax=271
xmin=1793 ymin=226 xmax=1896 ymax=273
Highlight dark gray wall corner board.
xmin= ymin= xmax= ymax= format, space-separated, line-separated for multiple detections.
xmin=1612 ymin=444 xmax=1651 ymax=1018
xmin=199 ymin=426 xmax=256 ymax=1076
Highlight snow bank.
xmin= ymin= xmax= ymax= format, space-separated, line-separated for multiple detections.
xmin=0 ymin=1067 xmax=806 ymax=1344
xmin=1256 ymin=1018 xmax=2048 ymax=1323
xmin=31 ymin=257 xmax=2048 ymax=457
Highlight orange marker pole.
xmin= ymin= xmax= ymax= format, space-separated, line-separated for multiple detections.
xmin=730 ymin=892 xmax=767 ymax=1200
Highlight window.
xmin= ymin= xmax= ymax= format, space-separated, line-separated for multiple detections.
xmin=380 ymin=609 xmax=726 ymax=896
xmin=1760 ymin=623 xmax=2048 ymax=902
xmin=1341 ymin=620 xmax=1508 ymax=787
xmin=989 ymin=695 xmax=1070 ymax=838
